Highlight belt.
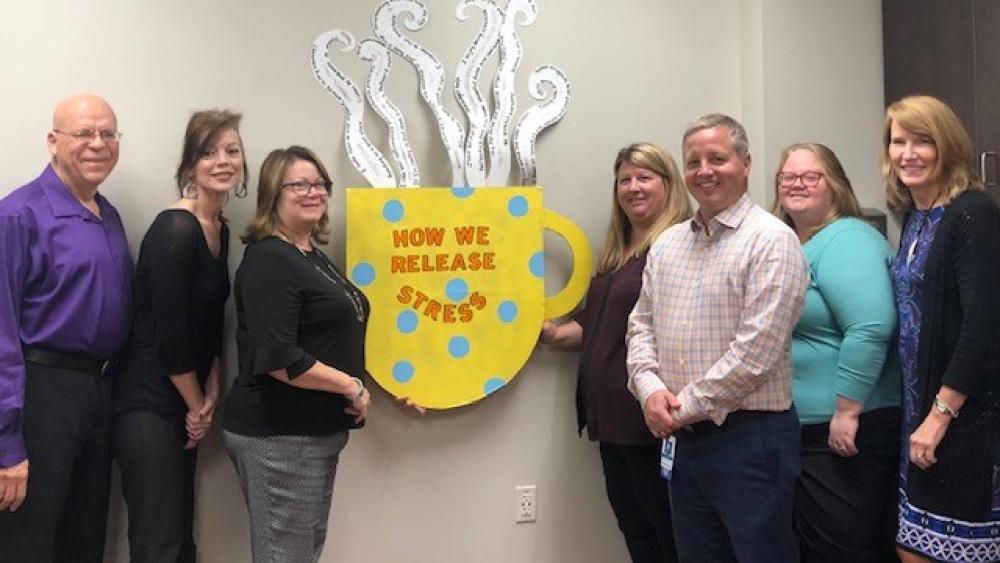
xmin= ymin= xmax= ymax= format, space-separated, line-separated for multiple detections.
xmin=22 ymin=346 xmax=110 ymax=376
xmin=685 ymin=409 xmax=788 ymax=435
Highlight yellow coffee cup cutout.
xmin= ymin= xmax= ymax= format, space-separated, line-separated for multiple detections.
xmin=346 ymin=186 xmax=591 ymax=409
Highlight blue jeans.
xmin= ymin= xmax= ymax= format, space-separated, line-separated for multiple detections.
xmin=670 ymin=409 xmax=800 ymax=563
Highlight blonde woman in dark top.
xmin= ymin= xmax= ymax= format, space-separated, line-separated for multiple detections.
xmin=540 ymin=142 xmax=692 ymax=563
xmin=113 ymin=110 xmax=247 ymax=562
xmin=885 ymin=95 xmax=1000 ymax=563
xmin=223 ymin=145 xmax=370 ymax=562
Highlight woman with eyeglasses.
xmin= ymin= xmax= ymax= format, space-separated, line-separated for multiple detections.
xmin=223 ymin=145 xmax=370 ymax=562
xmin=112 ymin=109 xmax=247 ymax=561
xmin=884 ymin=96 xmax=1000 ymax=563
xmin=771 ymin=143 xmax=901 ymax=562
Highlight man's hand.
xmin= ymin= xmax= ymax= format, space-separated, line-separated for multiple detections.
xmin=0 ymin=459 xmax=29 ymax=511
xmin=642 ymin=390 xmax=682 ymax=438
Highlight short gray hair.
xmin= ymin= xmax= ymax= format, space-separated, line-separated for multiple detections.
xmin=682 ymin=113 xmax=750 ymax=156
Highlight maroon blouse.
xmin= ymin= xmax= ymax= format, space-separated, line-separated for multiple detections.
xmin=575 ymin=253 xmax=657 ymax=446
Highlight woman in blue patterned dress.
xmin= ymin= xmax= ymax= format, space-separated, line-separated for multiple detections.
xmin=885 ymin=95 xmax=1000 ymax=563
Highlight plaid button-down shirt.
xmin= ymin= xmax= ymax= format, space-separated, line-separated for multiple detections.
xmin=627 ymin=193 xmax=809 ymax=426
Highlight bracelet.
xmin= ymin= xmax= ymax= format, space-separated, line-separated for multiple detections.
xmin=350 ymin=377 xmax=365 ymax=401
xmin=933 ymin=395 xmax=960 ymax=418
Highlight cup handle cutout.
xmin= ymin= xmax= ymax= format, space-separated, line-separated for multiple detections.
xmin=541 ymin=208 xmax=592 ymax=318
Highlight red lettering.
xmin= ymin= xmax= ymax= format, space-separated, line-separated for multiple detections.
xmin=397 ymin=285 xmax=413 ymax=304
xmin=413 ymin=290 xmax=429 ymax=309
xmin=454 ymin=225 xmax=475 ymax=245
xmin=476 ymin=226 xmax=490 ymax=245
xmin=458 ymin=303 xmax=473 ymax=322
xmin=391 ymin=255 xmax=406 ymax=273
xmin=392 ymin=230 xmax=409 ymax=248
xmin=424 ymin=300 xmax=441 ymax=320
xmin=442 ymin=304 xmax=456 ymax=323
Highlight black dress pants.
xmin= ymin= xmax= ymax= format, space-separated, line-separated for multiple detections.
xmin=599 ymin=441 xmax=678 ymax=563
xmin=0 ymin=361 xmax=112 ymax=563
xmin=113 ymin=408 xmax=197 ymax=563
xmin=795 ymin=407 xmax=901 ymax=563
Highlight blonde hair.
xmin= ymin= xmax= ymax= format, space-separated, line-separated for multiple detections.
xmin=242 ymin=145 xmax=332 ymax=245
xmin=882 ymin=95 xmax=982 ymax=212
xmin=771 ymin=142 xmax=862 ymax=242
xmin=597 ymin=142 xmax=692 ymax=272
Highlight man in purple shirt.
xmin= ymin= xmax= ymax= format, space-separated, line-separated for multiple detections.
xmin=0 ymin=94 xmax=132 ymax=562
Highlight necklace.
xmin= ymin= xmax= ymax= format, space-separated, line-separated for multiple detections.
xmin=305 ymin=249 xmax=367 ymax=324
xmin=277 ymin=232 xmax=367 ymax=323
xmin=906 ymin=193 xmax=943 ymax=266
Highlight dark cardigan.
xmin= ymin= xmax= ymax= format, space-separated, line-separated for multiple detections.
xmin=906 ymin=189 xmax=1000 ymax=521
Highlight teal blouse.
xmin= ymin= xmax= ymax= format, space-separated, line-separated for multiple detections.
xmin=792 ymin=217 xmax=901 ymax=425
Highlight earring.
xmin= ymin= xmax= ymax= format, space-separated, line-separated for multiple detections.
xmin=182 ymin=181 xmax=199 ymax=200
xmin=234 ymin=179 xmax=248 ymax=199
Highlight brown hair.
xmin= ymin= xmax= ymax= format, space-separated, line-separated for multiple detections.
xmin=241 ymin=145 xmax=332 ymax=244
xmin=597 ymin=142 xmax=692 ymax=272
xmin=175 ymin=109 xmax=247 ymax=197
xmin=771 ymin=142 xmax=862 ymax=242
xmin=882 ymin=95 xmax=982 ymax=212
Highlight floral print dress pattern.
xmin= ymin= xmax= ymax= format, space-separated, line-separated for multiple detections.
xmin=891 ymin=206 xmax=1000 ymax=562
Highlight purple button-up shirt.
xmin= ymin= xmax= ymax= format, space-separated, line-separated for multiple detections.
xmin=0 ymin=165 xmax=132 ymax=467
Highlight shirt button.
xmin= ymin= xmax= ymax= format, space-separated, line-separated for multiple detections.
xmin=678 ymin=358 xmax=685 ymax=366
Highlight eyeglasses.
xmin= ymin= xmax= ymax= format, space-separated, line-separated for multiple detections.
xmin=53 ymin=129 xmax=123 ymax=143
xmin=281 ymin=180 xmax=331 ymax=196
xmin=777 ymin=172 xmax=823 ymax=188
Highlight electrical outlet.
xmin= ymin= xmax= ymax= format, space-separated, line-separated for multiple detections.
xmin=515 ymin=485 xmax=537 ymax=523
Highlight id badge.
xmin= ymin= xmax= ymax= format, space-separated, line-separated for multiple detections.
xmin=660 ymin=435 xmax=676 ymax=481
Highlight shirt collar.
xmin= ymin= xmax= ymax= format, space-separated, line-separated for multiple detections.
xmin=39 ymin=164 xmax=107 ymax=220
xmin=690 ymin=192 xmax=754 ymax=234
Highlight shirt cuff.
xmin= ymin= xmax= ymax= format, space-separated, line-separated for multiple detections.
xmin=286 ymin=354 xmax=317 ymax=380
xmin=835 ymin=380 xmax=875 ymax=406
xmin=674 ymin=389 xmax=719 ymax=426
xmin=632 ymin=371 xmax=667 ymax=406
xmin=0 ymin=435 xmax=26 ymax=468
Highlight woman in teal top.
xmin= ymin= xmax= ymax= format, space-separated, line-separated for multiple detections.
xmin=772 ymin=143 xmax=901 ymax=563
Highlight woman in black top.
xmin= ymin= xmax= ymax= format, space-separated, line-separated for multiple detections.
xmin=539 ymin=143 xmax=691 ymax=563
xmin=884 ymin=95 xmax=1000 ymax=563
xmin=223 ymin=145 xmax=370 ymax=563
xmin=113 ymin=110 xmax=247 ymax=562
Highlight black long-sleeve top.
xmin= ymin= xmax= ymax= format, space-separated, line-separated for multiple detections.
xmin=223 ymin=237 xmax=369 ymax=437
xmin=113 ymin=210 xmax=230 ymax=422
xmin=906 ymin=189 xmax=1000 ymax=520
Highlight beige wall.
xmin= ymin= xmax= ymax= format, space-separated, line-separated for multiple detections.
xmin=0 ymin=1 xmax=884 ymax=561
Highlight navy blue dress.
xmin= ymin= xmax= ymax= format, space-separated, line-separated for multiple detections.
xmin=891 ymin=204 xmax=1000 ymax=561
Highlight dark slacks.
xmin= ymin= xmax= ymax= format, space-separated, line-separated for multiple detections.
xmin=0 ymin=361 xmax=111 ymax=563
xmin=795 ymin=407 xmax=901 ymax=563
xmin=670 ymin=409 xmax=801 ymax=563
xmin=113 ymin=408 xmax=198 ymax=563
xmin=599 ymin=441 xmax=678 ymax=563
